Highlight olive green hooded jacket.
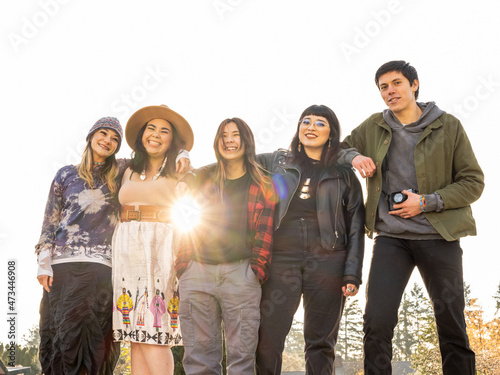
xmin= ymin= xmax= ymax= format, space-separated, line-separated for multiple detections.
xmin=342 ymin=112 xmax=484 ymax=241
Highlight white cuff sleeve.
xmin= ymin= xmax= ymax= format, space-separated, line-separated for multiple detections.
xmin=37 ymin=248 xmax=53 ymax=277
xmin=176 ymin=149 xmax=190 ymax=164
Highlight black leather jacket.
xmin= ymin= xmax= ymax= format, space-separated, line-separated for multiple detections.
xmin=258 ymin=150 xmax=365 ymax=282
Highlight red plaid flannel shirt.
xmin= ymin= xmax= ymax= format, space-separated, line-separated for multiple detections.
xmin=175 ymin=179 xmax=276 ymax=283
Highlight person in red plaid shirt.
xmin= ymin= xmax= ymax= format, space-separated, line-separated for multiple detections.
xmin=175 ymin=117 xmax=276 ymax=375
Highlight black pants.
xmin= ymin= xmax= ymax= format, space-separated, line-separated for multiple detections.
xmin=363 ymin=236 xmax=475 ymax=375
xmin=39 ymin=263 xmax=119 ymax=375
xmin=256 ymin=218 xmax=346 ymax=375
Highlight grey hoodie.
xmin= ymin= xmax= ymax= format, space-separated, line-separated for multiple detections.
xmin=375 ymin=101 xmax=446 ymax=239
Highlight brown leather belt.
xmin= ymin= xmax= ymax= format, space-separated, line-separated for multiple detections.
xmin=121 ymin=205 xmax=170 ymax=223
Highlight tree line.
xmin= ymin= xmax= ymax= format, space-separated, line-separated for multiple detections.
xmin=283 ymin=282 xmax=500 ymax=374
xmin=334 ymin=282 xmax=500 ymax=374
xmin=2 ymin=283 xmax=500 ymax=374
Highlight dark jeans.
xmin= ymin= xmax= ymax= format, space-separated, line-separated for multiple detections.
xmin=363 ymin=236 xmax=475 ymax=375
xmin=256 ymin=218 xmax=346 ymax=375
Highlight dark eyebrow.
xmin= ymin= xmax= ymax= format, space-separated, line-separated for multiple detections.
xmin=381 ymin=78 xmax=402 ymax=86
xmin=147 ymin=123 xmax=170 ymax=131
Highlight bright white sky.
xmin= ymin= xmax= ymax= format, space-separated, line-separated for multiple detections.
xmin=1 ymin=1 xmax=499 ymax=343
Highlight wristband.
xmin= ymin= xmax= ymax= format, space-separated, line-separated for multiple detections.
xmin=420 ymin=195 xmax=426 ymax=212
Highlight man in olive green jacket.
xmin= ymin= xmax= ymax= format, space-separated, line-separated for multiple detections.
xmin=340 ymin=60 xmax=484 ymax=375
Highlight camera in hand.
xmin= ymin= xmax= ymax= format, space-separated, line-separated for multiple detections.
xmin=388 ymin=189 xmax=418 ymax=211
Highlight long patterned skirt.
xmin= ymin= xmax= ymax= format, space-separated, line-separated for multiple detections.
xmin=112 ymin=221 xmax=182 ymax=346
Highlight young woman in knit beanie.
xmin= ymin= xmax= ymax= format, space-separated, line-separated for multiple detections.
xmin=36 ymin=117 xmax=125 ymax=375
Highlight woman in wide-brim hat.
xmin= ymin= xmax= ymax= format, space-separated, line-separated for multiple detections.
xmin=36 ymin=117 xmax=125 ymax=375
xmin=111 ymin=105 xmax=193 ymax=375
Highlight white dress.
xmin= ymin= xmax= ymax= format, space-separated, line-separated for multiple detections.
xmin=112 ymin=170 xmax=182 ymax=346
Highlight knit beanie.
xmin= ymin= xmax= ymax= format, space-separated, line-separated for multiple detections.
xmin=86 ymin=117 xmax=123 ymax=153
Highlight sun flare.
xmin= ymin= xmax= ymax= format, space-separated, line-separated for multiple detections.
xmin=171 ymin=196 xmax=202 ymax=233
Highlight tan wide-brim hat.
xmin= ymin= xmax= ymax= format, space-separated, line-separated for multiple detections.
xmin=125 ymin=105 xmax=194 ymax=151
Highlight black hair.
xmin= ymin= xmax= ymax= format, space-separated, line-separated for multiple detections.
xmin=375 ymin=60 xmax=420 ymax=100
xmin=289 ymin=104 xmax=341 ymax=168
xmin=129 ymin=122 xmax=185 ymax=179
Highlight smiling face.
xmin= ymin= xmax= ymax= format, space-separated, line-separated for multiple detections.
xmin=141 ymin=119 xmax=173 ymax=159
xmin=90 ymin=128 xmax=119 ymax=163
xmin=218 ymin=121 xmax=245 ymax=162
xmin=378 ymin=71 xmax=419 ymax=117
xmin=298 ymin=115 xmax=330 ymax=159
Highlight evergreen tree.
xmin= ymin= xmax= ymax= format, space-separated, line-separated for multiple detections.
xmin=464 ymin=282 xmax=472 ymax=305
xmin=393 ymin=292 xmax=414 ymax=361
xmin=409 ymin=283 xmax=441 ymax=373
xmin=409 ymin=283 xmax=432 ymax=346
xmin=284 ymin=319 xmax=305 ymax=354
xmin=337 ymin=299 xmax=363 ymax=361
xmin=465 ymin=282 xmax=486 ymax=350
xmin=0 ymin=325 xmax=41 ymax=373
xmin=283 ymin=319 xmax=305 ymax=371
xmin=412 ymin=282 xmax=500 ymax=373
xmin=411 ymin=314 xmax=441 ymax=375
xmin=21 ymin=326 xmax=40 ymax=348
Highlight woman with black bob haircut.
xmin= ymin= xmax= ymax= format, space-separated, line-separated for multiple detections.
xmin=289 ymin=104 xmax=342 ymax=168
xmin=255 ymin=104 xmax=365 ymax=374
xmin=175 ymin=117 xmax=276 ymax=375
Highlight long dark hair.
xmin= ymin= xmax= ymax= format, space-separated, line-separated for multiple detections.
xmin=289 ymin=104 xmax=341 ymax=168
xmin=129 ymin=121 xmax=185 ymax=179
xmin=213 ymin=118 xmax=271 ymax=197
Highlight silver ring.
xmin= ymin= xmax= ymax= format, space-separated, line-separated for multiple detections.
xmin=347 ymin=287 xmax=354 ymax=293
